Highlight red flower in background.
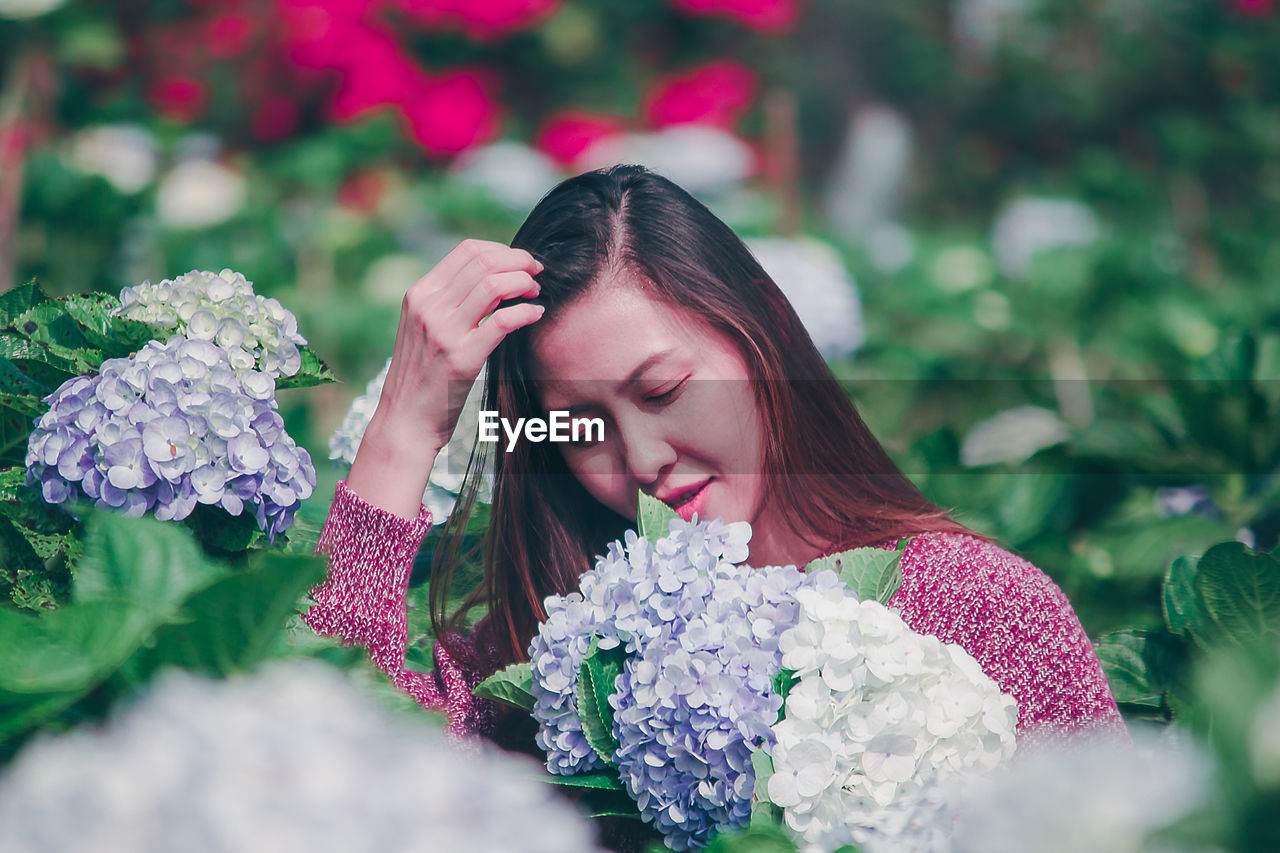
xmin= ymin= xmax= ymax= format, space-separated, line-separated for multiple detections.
xmin=207 ymin=13 xmax=253 ymax=59
xmin=277 ymin=0 xmax=379 ymax=69
xmin=395 ymin=0 xmax=560 ymax=40
xmin=324 ymin=26 xmax=425 ymax=122
xmin=644 ymin=60 xmax=758 ymax=130
xmin=1230 ymin=0 xmax=1274 ymax=14
xmin=668 ymin=0 xmax=799 ymax=32
xmin=535 ymin=111 xmax=626 ymax=165
xmin=147 ymin=77 xmax=208 ymax=122
xmin=252 ymin=96 xmax=301 ymax=141
xmin=399 ymin=69 xmax=500 ymax=155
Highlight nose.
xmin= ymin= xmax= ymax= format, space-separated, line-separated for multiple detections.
xmin=618 ymin=418 xmax=677 ymax=486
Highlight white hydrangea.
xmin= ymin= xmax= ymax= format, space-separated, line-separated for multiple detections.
xmin=65 ymin=124 xmax=157 ymax=194
xmin=0 ymin=660 xmax=604 ymax=853
xmin=575 ymin=125 xmax=753 ymax=196
xmin=155 ymin=158 xmax=247 ymax=230
xmin=944 ymin=727 xmax=1211 ymax=853
xmin=746 ymin=236 xmax=865 ymax=363
xmin=991 ymin=197 xmax=1100 ymax=279
xmin=328 ymin=357 xmax=493 ymax=522
xmin=0 ymin=0 xmax=63 ymax=18
xmin=768 ymin=587 xmax=1018 ymax=853
xmin=114 ymin=269 xmax=307 ymax=378
xmin=449 ymin=141 xmax=564 ymax=212
xmin=960 ymin=405 xmax=1070 ymax=467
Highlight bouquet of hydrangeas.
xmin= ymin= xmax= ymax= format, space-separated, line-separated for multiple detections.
xmin=19 ymin=269 xmax=327 ymax=543
xmin=475 ymin=494 xmax=1018 ymax=852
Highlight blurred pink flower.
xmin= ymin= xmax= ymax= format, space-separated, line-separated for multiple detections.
xmin=395 ymin=0 xmax=560 ymax=39
xmin=668 ymin=0 xmax=799 ymax=31
xmin=643 ymin=60 xmax=758 ymax=130
xmin=252 ymin=96 xmax=300 ymax=141
xmin=325 ymin=27 xmax=425 ymax=122
xmin=207 ymin=12 xmax=253 ymax=58
xmin=535 ymin=111 xmax=626 ymax=165
xmin=399 ymin=69 xmax=500 ymax=154
xmin=147 ymin=77 xmax=208 ymax=122
xmin=277 ymin=0 xmax=378 ymax=69
xmin=1230 ymin=0 xmax=1274 ymax=14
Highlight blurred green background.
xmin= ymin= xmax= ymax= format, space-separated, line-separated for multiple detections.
xmin=3 ymin=0 xmax=1278 ymax=643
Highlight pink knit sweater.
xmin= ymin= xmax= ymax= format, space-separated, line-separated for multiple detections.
xmin=303 ymin=479 xmax=1127 ymax=743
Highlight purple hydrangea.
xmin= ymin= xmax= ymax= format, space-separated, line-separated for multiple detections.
xmin=527 ymin=516 xmax=841 ymax=850
xmin=24 ymin=335 xmax=315 ymax=539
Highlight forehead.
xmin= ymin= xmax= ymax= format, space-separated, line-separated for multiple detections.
xmin=528 ymin=277 xmax=709 ymax=384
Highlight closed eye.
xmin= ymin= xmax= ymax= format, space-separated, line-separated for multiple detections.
xmin=645 ymin=377 xmax=688 ymax=406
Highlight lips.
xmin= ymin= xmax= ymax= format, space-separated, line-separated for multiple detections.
xmin=660 ymin=479 xmax=711 ymax=522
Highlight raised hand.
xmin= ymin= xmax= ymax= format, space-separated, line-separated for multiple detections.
xmin=346 ymin=239 xmax=544 ymax=519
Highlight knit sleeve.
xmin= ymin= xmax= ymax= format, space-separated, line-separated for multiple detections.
xmin=887 ymin=532 xmax=1128 ymax=742
xmin=302 ymin=478 xmax=496 ymax=739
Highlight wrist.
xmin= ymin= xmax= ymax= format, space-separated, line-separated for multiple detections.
xmin=346 ymin=413 xmax=445 ymax=521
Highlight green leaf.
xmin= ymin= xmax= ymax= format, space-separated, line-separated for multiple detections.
xmin=0 ymin=280 xmax=49 ymax=327
xmin=1094 ymin=628 xmax=1185 ymax=709
xmin=473 ymin=662 xmax=536 ymax=712
xmin=11 ymin=301 xmax=103 ymax=373
xmin=771 ymin=668 xmax=796 ymax=722
xmin=0 ymin=599 xmax=151 ymax=694
xmin=705 ymin=824 xmax=799 ymax=853
xmin=749 ymin=747 xmax=779 ymax=829
xmin=182 ymin=502 xmax=264 ymax=557
xmin=576 ymin=636 xmax=628 ymax=767
xmin=118 ymin=551 xmax=327 ymax=681
xmin=61 ymin=293 xmax=161 ymax=358
xmin=540 ymin=770 xmax=627 ymax=791
xmin=804 ymin=542 xmax=905 ymax=604
xmin=637 ymin=489 xmax=680 ymax=544
xmin=0 ymin=516 xmax=44 ymax=579
xmin=0 ymin=466 xmax=75 ymax=534
xmin=1164 ymin=555 xmax=1209 ymax=644
xmin=275 ymin=347 xmax=338 ymax=390
xmin=73 ymin=511 xmax=228 ymax=613
xmin=1194 ymin=541 xmax=1280 ymax=646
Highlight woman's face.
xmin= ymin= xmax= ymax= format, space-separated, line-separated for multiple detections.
xmin=529 ymin=273 xmax=771 ymax=542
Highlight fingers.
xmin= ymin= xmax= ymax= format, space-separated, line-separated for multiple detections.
xmin=456 ymin=302 xmax=546 ymax=367
xmin=411 ymin=238 xmax=514 ymax=296
xmin=442 ymin=245 xmax=543 ymax=309
xmin=454 ymin=270 xmax=540 ymax=332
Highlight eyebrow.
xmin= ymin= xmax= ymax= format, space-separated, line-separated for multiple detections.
xmin=553 ymin=349 xmax=677 ymax=417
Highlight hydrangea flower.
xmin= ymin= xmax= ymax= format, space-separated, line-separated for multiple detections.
xmin=529 ymin=516 xmax=840 ymax=850
xmin=611 ymin=561 xmax=844 ymax=850
xmin=941 ymin=728 xmax=1211 ymax=853
xmin=0 ymin=661 xmax=604 ymax=853
xmin=25 ymin=335 xmax=314 ymax=539
xmin=328 ymin=357 xmax=492 ymax=522
xmin=769 ymin=585 xmax=1018 ymax=852
xmin=114 ymin=269 xmax=306 ymax=378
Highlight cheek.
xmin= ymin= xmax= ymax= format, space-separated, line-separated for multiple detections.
xmin=562 ymin=448 xmax=629 ymax=509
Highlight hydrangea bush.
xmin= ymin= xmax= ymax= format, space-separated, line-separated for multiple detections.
xmin=114 ymin=269 xmax=307 ymax=378
xmin=25 ymin=336 xmax=315 ymax=538
xmin=0 ymin=660 xmax=604 ymax=853
xmin=1 ymin=272 xmax=331 ymax=592
xmin=477 ymin=494 xmax=1020 ymax=852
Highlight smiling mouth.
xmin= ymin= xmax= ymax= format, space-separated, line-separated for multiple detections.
xmin=664 ymin=480 xmax=710 ymax=511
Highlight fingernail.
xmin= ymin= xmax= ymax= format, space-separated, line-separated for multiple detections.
xmin=535 ymin=260 xmax=545 ymax=272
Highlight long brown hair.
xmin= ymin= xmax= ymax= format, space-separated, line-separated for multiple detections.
xmin=430 ymin=164 xmax=979 ymax=673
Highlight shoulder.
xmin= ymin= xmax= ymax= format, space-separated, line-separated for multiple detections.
xmin=888 ymin=531 xmax=1073 ymax=638
xmin=886 ymin=532 xmax=1126 ymax=737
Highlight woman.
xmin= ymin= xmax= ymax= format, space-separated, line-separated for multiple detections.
xmin=303 ymin=164 xmax=1125 ymax=751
